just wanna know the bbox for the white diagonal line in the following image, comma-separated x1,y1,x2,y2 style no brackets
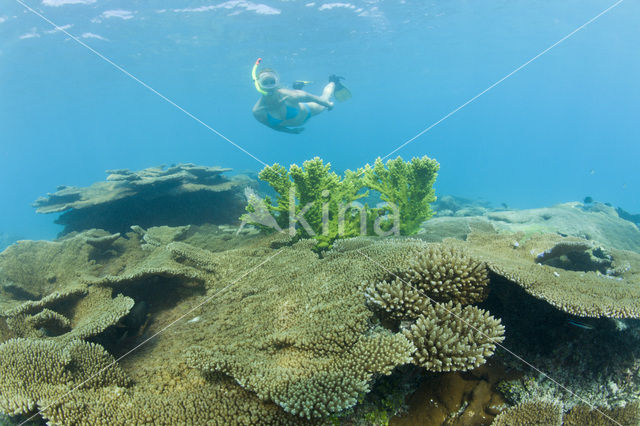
357,249,622,426
380,0,624,161
19,248,285,425
14,0,269,168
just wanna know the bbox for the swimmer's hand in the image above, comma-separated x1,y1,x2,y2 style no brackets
326,101,334,111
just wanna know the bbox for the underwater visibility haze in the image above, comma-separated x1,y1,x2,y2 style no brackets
1,0,640,425
1,0,639,241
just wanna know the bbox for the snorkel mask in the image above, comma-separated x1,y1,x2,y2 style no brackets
252,58,279,94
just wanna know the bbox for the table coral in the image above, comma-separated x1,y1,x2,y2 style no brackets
492,399,640,425
0,338,130,417
33,164,253,235
0,228,508,423
492,400,563,425
446,232,640,318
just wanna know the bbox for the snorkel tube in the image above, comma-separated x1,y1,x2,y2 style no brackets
252,58,268,95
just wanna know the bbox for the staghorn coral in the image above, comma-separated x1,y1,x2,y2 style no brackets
491,400,563,426
166,240,220,272
243,157,367,246
446,232,640,318
5,309,71,339
66,288,135,340
402,301,504,372
362,240,502,374
85,243,207,288
84,231,122,251
2,285,133,342
171,236,503,419
176,238,418,419
40,374,307,426
398,245,489,305
4,285,87,316
0,231,305,424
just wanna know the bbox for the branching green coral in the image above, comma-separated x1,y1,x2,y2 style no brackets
243,155,439,247
243,157,367,247
363,156,439,235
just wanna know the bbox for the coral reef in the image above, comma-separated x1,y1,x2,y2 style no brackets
403,302,504,372
365,243,489,320
563,401,640,425
446,232,640,318
363,240,503,374
491,400,563,425
389,361,520,425
0,338,130,417
33,164,254,235
432,194,493,217
0,233,20,253
535,240,613,273
491,399,640,425
3,206,638,424
483,259,640,424
0,226,506,424
420,201,640,252
394,245,488,307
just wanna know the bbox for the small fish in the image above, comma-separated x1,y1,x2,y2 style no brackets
567,320,595,330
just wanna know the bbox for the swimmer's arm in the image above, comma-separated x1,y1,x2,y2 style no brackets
280,89,332,108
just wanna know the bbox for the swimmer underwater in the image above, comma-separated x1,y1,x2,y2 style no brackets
251,58,351,134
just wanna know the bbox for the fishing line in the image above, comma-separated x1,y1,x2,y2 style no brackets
357,249,623,426
14,0,270,168
380,0,625,161
11,2,625,424
19,248,286,425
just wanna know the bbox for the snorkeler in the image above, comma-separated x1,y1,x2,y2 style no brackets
251,58,351,134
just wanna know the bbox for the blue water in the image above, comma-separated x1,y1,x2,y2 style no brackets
1,0,639,242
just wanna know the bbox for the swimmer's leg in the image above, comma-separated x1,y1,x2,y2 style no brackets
320,82,335,103
305,82,336,117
